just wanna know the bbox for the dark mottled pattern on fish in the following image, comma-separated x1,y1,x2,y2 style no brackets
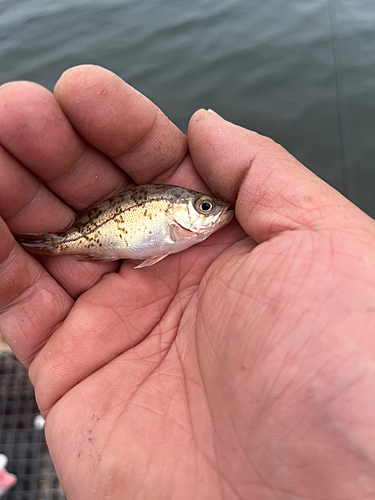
72,186,184,235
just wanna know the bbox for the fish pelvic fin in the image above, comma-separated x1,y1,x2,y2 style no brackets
16,233,60,255
134,253,170,269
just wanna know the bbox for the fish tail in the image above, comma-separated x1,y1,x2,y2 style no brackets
16,233,61,255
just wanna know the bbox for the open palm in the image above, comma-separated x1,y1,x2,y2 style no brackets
1,66,375,499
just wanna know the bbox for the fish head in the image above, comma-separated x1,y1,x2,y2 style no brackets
170,191,234,236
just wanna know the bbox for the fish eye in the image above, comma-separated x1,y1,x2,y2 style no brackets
195,196,215,214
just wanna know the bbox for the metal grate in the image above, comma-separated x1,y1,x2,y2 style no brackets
0,353,65,499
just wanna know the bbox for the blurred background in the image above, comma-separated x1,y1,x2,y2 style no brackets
0,0,374,215
0,348,64,499
0,0,374,497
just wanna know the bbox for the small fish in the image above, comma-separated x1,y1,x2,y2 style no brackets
17,184,234,268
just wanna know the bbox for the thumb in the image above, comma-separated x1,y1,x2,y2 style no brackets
188,110,374,243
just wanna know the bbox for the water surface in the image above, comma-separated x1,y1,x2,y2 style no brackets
1,0,374,215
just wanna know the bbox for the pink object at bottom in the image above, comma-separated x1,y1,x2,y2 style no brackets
0,454,17,497
0,469,17,496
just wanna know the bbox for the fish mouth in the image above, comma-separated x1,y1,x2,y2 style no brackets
198,204,234,235
190,203,235,235
215,205,235,229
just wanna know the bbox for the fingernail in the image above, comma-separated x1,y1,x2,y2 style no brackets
0,82,17,92
206,109,223,118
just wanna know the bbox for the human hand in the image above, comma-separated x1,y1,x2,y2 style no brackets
1,65,375,499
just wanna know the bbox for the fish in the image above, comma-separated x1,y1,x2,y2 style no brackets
16,184,234,268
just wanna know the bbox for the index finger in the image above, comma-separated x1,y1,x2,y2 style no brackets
54,65,190,186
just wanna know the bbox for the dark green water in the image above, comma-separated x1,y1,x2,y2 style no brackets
1,0,374,215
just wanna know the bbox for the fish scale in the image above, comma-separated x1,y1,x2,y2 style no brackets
17,184,234,268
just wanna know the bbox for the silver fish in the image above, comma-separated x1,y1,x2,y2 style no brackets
17,184,234,268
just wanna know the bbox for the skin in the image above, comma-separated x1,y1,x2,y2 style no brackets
0,66,375,500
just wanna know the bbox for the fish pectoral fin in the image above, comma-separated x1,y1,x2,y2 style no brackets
134,253,170,269
75,255,119,262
